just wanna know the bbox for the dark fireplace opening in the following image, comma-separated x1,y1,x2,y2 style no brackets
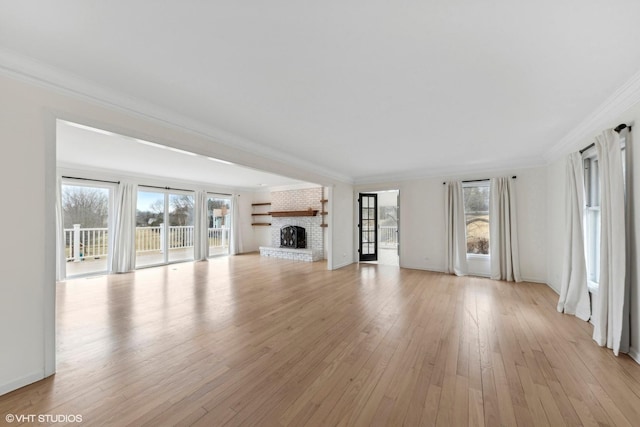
280,225,306,249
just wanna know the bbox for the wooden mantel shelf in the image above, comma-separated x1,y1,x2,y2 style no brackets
269,209,319,217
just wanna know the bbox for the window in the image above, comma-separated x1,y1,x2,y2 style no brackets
463,182,490,255
583,152,600,286
583,134,626,289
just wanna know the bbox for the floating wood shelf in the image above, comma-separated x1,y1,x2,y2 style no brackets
251,202,272,225
269,209,319,217
320,224,328,228
320,199,328,203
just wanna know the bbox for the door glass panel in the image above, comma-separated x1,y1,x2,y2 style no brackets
208,197,231,256
62,184,110,276
359,194,378,261
136,190,165,268
168,193,194,262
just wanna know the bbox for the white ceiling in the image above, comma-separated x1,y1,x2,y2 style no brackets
57,121,311,190
3,1,640,183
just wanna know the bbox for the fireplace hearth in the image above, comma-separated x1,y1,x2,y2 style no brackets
280,225,306,249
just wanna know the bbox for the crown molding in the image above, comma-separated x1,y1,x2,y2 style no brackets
544,69,640,162
353,156,547,186
57,163,260,194
0,47,353,185
267,183,324,193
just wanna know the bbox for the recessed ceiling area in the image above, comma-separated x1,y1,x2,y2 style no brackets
56,120,312,190
3,2,640,182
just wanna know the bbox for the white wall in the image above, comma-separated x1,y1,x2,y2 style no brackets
545,102,640,361
250,192,272,250
355,165,548,282
329,183,355,269
545,159,566,293
0,76,52,395
0,73,351,396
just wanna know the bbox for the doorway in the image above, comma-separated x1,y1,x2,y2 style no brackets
358,190,399,266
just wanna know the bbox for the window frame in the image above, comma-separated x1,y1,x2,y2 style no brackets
462,180,491,258
582,134,626,292
582,150,600,291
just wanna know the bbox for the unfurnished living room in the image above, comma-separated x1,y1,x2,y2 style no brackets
2,2,640,426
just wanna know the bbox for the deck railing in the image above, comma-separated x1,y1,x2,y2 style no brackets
65,225,230,261
379,225,398,248
64,225,109,261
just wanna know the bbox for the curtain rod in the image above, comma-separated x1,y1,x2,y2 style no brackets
207,191,232,196
62,176,120,185
580,123,631,154
139,184,192,192
442,176,517,185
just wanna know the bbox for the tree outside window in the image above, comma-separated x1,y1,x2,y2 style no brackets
463,184,490,255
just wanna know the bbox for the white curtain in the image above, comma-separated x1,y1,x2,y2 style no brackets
592,129,628,355
444,182,467,276
193,190,209,261
489,177,521,282
557,153,591,321
230,194,243,255
110,183,137,273
55,177,66,281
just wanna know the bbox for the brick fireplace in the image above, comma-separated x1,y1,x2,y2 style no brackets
259,187,324,262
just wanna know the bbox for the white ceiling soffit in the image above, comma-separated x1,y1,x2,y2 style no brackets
2,1,640,184
57,120,312,191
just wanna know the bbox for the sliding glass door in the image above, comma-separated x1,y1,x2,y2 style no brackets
207,196,231,257
135,189,194,268
168,193,194,262
61,181,113,277
136,190,165,268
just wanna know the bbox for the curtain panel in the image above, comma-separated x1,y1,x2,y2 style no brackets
444,182,467,276
109,183,137,273
557,153,591,321
55,177,66,281
230,194,243,255
489,177,521,282
592,129,628,355
193,190,209,261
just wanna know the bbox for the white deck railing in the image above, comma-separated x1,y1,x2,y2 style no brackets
65,225,230,261
379,225,398,247
64,225,109,261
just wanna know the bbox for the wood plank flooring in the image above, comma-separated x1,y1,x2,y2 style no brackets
2,254,640,426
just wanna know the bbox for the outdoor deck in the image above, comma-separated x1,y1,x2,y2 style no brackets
65,246,229,277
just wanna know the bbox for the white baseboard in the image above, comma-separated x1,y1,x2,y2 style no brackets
543,282,560,295
331,260,354,270
0,371,43,397
398,263,445,273
629,347,640,365
522,276,548,285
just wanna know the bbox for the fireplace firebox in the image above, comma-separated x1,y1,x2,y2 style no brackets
280,225,306,249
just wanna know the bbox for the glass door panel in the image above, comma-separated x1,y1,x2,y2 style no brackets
136,190,165,268
61,183,111,277
168,193,195,263
359,193,378,262
208,196,231,256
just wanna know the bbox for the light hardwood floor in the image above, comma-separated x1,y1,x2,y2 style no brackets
2,254,640,426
